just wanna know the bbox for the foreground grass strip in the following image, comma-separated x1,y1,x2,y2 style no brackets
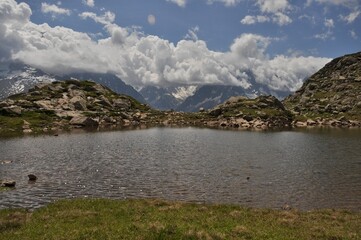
0,199,360,240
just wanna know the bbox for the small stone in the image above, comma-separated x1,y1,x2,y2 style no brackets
28,174,37,181
2,180,16,188
282,203,292,211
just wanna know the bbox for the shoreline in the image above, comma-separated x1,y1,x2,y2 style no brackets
1,120,360,138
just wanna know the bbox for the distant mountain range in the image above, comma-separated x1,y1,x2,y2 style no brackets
1,61,293,112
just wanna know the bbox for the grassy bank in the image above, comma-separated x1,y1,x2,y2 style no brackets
0,199,360,239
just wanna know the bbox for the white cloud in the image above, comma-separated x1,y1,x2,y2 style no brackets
241,15,270,25
310,0,360,8
167,0,242,7
350,30,358,39
241,13,291,26
167,0,187,7
324,18,334,28
82,0,95,8
314,31,334,41
2,0,331,93
41,2,70,17
272,12,292,25
340,10,360,24
79,11,115,25
147,14,156,25
206,0,242,6
241,0,292,26
184,26,200,41
256,0,290,14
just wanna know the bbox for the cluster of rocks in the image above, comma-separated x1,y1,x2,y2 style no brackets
284,51,361,127
1,174,38,189
204,96,293,130
0,80,160,134
292,117,361,128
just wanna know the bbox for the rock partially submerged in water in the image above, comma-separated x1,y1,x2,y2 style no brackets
1,180,16,188
28,174,37,181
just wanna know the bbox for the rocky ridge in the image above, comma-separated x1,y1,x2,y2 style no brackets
204,95,293,129
0,80,161,136
284,51,361,127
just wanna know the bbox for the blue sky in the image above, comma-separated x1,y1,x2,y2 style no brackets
27,0,360,57
1,0,360,91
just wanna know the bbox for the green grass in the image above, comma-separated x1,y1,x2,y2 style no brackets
0,199,360,240
0,110,58,136
0,187,9,192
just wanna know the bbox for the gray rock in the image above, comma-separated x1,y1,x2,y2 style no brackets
69,116,99,127
209,108,222,117
3,105,23,115
113,99,131,109
2,180,16,188
70,96,87,111
28,174,37,181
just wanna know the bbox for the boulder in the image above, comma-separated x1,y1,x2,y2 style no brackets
209,108,222,117
243,115,253,122
3,106,22,115
113,99,131,110
306,119,317,126
35,100,54,110
2,180,16,188
28,174,37,181
69,116,99,127
70,96,87,111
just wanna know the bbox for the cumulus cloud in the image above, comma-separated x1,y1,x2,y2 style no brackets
2,0,330,93
0,0,31,62
82,0,95,8
241,15,270,25
241,0,292,26
256,0,290,14
79,11,115,25
41,2,70,17
272,12,292,25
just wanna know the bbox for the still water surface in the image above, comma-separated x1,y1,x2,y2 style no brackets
1,127,360,210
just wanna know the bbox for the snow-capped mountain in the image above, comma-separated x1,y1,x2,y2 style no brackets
140,85,198,110
0,62,58,99
0,63,146,103
176,85,247,112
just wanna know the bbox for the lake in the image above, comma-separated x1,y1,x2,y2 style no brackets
1,127,360,210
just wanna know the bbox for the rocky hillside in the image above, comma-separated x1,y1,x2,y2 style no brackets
0,80,158,136
284,51,361,125
204,95,293,129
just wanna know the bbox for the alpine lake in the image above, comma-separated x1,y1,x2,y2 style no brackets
1,127,360,211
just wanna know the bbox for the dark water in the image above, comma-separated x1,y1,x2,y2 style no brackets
1,127,360,210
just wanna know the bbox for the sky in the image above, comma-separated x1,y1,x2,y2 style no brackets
1,0,360,92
